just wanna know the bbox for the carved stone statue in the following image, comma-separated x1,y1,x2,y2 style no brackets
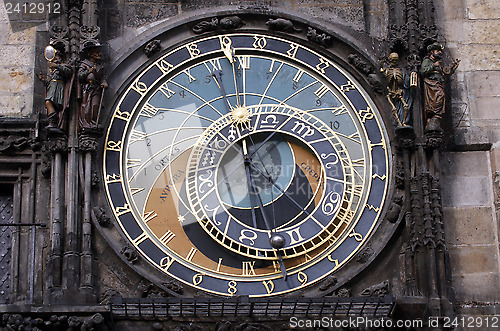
78,45,107,132
39,50,73,132
380,52,414,126
420,43,460,129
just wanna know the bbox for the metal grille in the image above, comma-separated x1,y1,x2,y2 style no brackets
110,296,395,320
0,195,12,304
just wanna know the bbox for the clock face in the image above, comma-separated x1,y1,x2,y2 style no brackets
103,32,390,297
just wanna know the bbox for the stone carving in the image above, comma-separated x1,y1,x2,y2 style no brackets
192,16,245,34
361,280,390,297
380,52,415,126
99,288,120,304
79,129,102,151
420,43,460,131
0,135,30,153
92,206,110,227
318,275,337,291
266,18,301,33
355,244,374,264
220,16,245,30
144,40,161,58
78,45,108,133
80,25,101,52
120,246,139,263
1,313,108,330
192,18,219,34
163,280,184,294
348,54,384,94
385,196,403,223
38,48,73,133
46,134,68,153
306,27,332,47
388,24,409,52
335,287,351,297
49,26,70,52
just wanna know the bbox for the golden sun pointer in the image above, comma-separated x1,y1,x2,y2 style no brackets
231,106,251,127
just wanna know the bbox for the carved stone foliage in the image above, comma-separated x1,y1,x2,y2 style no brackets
144,40,161,58
192,16,245,34
80,25,101,51
46,135,68,154
361,280,390,297
79,128,103,152
388,24,409,53
306,27,332,47
49,26,70,52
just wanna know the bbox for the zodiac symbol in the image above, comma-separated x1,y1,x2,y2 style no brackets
260,114,279,129
209,137,227,150
198,170,214,194
238,229,258,246
321,152,339,169
204,204,222,226
201,151,215,167
291,121,315,138
322,191,341,216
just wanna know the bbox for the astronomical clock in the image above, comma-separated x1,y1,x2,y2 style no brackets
101,19,394,298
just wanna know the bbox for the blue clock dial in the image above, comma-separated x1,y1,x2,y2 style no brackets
103,32,390,297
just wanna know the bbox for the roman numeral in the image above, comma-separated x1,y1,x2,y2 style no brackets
160,230,175,245
314,84,329,99
132,232,148,245
237,55,250,69
293,69,304,82
140,103,159,118
129,130,146,144
126,158,142,169
186,247,197,261
242,261,256,276
184,69,196,82
159,84,175,99
142,211,157,223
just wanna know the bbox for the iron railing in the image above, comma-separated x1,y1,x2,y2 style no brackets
110,296,395,320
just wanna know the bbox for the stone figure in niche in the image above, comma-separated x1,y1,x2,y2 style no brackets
420,43,460,130
380,52,414,126
78,45,107,132
39,46,73,132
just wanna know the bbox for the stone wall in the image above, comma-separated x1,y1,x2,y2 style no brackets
0,0,37,117
436,0,500,312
